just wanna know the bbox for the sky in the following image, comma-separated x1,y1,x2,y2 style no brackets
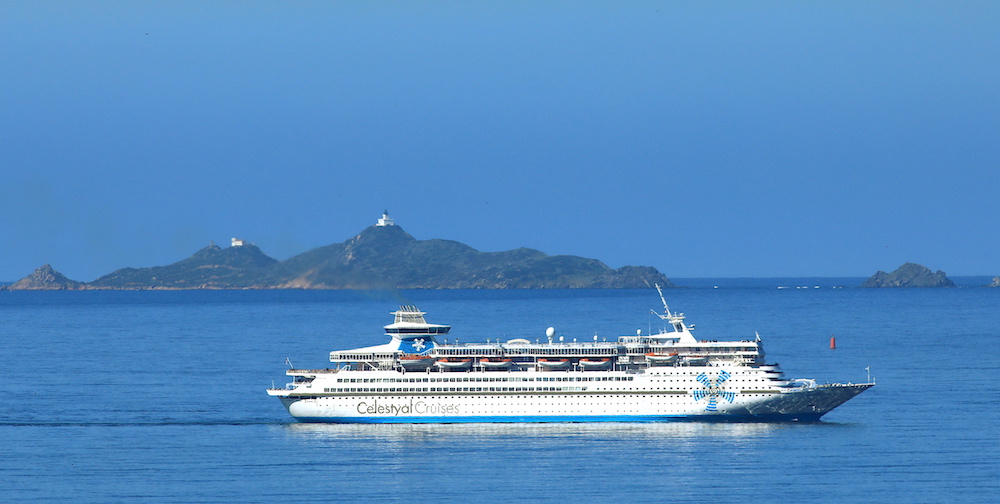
2,1,998,281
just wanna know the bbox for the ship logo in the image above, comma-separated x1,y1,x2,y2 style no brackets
693,370,736,411
400,337,432,355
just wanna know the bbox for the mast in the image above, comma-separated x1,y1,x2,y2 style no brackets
654,283,672,319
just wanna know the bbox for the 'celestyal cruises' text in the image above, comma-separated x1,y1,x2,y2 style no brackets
356,399,459,416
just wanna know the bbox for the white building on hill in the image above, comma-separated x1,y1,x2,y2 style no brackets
376,210,395,227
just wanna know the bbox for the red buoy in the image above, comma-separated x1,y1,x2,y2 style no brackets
830,336,837,350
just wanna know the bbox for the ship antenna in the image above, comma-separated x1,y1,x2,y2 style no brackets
655,283,672,318
285,357,293,369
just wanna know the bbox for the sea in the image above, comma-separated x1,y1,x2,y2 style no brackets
1,280,997,503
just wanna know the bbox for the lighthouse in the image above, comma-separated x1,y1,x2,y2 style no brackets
376,210,395,227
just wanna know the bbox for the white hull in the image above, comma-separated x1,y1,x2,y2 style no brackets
268,367,872,423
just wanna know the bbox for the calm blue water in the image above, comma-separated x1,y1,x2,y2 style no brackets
1,286,997,503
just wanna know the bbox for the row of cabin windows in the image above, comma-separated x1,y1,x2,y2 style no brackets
337,347,755,361
641,347,758,353
386,327,450,334
336,376,634,383
322,386,589,393
439,348,616,356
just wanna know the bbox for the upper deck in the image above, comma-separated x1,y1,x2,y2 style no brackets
326,294,767,373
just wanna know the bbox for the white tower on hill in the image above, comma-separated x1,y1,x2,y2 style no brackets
376,210,395,227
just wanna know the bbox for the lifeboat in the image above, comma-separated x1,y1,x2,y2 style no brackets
435,358,473,371
579,358,612,371
399,354,436,371
683,355,710,366
537,358,571,371
645,353,678,366
480,358,513,370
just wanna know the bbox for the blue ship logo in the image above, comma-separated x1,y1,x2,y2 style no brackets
693,370,736,411
399,337,433,355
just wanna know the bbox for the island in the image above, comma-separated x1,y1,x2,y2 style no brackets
5,264,85,290
860,262,956,288
4,212,675,290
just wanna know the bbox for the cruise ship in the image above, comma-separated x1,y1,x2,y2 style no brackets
267,288,873,423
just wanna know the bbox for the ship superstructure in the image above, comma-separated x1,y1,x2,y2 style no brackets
267,287,872,423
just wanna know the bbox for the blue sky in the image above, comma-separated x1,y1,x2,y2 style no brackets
2,1,998,281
